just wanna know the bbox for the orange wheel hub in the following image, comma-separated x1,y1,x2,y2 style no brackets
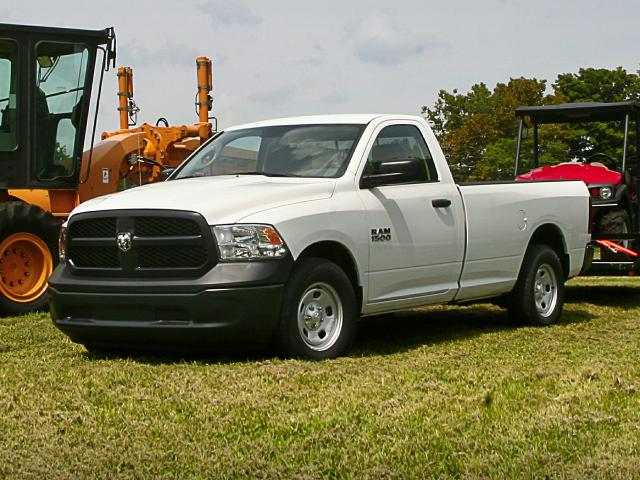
0,233,53,303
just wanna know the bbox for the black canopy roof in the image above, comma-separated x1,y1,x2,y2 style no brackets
0,23,112,44
515,101,640,124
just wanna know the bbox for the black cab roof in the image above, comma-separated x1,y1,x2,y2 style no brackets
515,101,640,123
0,23,112,43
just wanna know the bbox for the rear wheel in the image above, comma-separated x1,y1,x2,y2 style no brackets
0,202,59,315
596,209,631,261
507,244,564,326
277,258,357,360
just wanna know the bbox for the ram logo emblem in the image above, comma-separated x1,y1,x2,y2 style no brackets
116,232,133,252
371,227,392,242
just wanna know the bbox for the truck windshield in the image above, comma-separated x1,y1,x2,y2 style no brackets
173,124,365,179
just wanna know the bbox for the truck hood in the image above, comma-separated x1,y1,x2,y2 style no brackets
517,163,622,185
72,175,336,224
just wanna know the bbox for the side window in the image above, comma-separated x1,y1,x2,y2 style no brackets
365,124,438,182
34,42,89,179
0,39,18,151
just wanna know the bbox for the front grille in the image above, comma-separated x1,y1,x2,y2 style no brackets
70,246,120,268
137,246,208,268
134,217,201,237
67,211,215,276
69,218,116,238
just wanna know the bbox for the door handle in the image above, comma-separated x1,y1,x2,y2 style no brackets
432,198,451,208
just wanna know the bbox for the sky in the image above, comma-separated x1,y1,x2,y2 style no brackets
2,0,639,139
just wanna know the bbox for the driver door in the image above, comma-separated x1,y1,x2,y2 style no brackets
358,122,465,308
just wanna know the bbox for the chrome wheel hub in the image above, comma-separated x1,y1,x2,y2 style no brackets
534,263,558,317
304,301,324,330
297,282,343,352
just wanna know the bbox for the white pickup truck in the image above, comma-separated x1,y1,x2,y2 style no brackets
50,114,590,359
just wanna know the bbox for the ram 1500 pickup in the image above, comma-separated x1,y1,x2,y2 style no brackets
50,114,591,359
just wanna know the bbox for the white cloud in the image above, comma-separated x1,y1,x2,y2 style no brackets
120,43,201,68
199,1,262,26
347,13,448,66
248,85,298,105
322,91,350,104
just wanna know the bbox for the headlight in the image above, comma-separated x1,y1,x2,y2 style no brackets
600,186,613,200
58,224,67,262
212,225,288,261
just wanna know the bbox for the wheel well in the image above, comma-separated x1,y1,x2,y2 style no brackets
297,241,362,311
529,224,569,278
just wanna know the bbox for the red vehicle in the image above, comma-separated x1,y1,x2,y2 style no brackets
514,101,640,274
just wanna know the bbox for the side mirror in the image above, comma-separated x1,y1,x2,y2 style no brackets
360,158,426,189
161,167,176,181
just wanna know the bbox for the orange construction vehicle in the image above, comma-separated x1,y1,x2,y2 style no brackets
0,23,215,315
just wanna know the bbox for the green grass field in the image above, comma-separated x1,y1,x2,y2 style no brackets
1,277,639,479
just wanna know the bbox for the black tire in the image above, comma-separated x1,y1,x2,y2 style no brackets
596,209,631,261
277,258,357,360
0,201,60,316
507,244,565,326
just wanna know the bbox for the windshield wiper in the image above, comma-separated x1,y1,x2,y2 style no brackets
172,171,300,181
232,171,299,177
170,175,203,181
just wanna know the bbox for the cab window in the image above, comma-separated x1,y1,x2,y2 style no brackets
365,124,439,182
34,42,89,180
0,39,18,151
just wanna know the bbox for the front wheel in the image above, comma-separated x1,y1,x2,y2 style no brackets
277,258,357,360
507,244,564,326
0,202,59,316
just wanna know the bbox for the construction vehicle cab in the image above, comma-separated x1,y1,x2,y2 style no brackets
0,23,115,190
0,23,114,314
0,23,214,316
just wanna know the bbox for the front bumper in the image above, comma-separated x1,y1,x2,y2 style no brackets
49,259,292,351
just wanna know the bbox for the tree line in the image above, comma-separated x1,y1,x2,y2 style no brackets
422,68,640,181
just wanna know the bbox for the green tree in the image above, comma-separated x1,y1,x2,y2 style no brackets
422,77,548,181
554,68,640,159
423,67,640,182
554,67,640,104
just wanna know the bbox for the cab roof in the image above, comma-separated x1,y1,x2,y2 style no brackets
515,101,640,124
0,23,112,43
226,114,425,131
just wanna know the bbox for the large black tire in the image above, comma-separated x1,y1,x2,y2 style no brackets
277,258,357,360
596,209,631,261
0,201,60,316
507,244,565,326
